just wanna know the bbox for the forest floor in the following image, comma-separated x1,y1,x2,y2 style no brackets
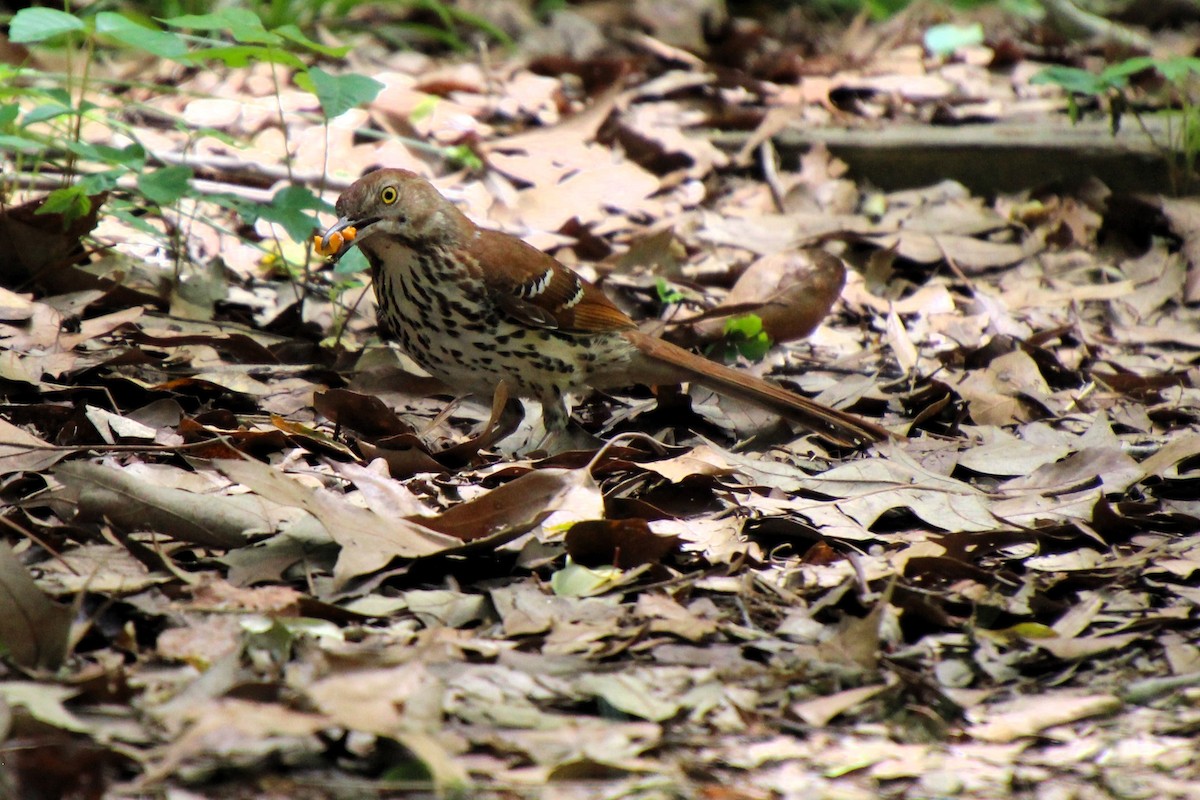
2,3,1200,798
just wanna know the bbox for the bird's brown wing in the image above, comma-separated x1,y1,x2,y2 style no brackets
465,228,890,446
468,228,636,334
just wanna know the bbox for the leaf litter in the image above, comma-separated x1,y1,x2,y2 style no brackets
2,4,1200,799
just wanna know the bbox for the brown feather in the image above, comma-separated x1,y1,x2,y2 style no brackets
624,330,891,446
469,228,636,334
323,168,891,446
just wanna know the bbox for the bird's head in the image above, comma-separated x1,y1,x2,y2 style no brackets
316,168,465,259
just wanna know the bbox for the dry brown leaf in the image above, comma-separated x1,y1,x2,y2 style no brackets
34,543,168,596
694,249,846,344
420,464,603,544
618,99,729,179
6,12,1200,797
141,698,328,787
636,593,718,642
635,444,733,482
565,518,679,569
0,286,34,321
1032,632,1141,661
0,191,106,283
968,693,1121,743
307,663,440,735
795,450,996,533
59,461,266,549
697,211,865,254
0,541,71,670
864,231,1032,272
514,161,661,231
886,307,919,373
958,433,1072,477
215,458,459,585
1153,196,1200,303
791,682,890,727
0,417,67,474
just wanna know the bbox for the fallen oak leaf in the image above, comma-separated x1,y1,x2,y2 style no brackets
418,464,603,544
215,458,459,588
409,432,642,550
57,461,267,549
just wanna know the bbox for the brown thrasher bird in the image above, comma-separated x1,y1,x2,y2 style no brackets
318,169,890,446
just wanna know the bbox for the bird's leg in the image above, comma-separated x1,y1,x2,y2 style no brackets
540,395,571,433
530,393,599,454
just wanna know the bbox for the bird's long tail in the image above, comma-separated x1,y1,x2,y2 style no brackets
626,331,892,447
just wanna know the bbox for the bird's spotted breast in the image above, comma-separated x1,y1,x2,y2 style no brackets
365,237,636,402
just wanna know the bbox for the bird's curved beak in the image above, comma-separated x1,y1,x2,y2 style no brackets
316,215,364,260
316,217,352,257
321,216,357,242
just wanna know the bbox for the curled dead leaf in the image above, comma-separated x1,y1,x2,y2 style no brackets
565,518,680,569
0,541,72,670
693,249,846,343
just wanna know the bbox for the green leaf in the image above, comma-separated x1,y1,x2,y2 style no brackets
443,144,482,171
1099,56,1156,84
551,558,623,597
409,94,438,123
655,277,684,304
736,332,772,362
109,205,166,237
1066,94,1080,125
184,126,241,149
162,9,281,44
1155,56,1200,84
21,102,74,125
55,141,144,171
9,8,85,43
100,143,148,169
211,188,329,242
865,0,909,20
303,67,384,120
274,24,350,58
186,44,304,70
0,67,37,101
0,103,19,127
0,134,47,153
1034,57,1160,99
137,166,193,206
332,247,368,275
724,314,772,362
35,186,93,225
392,22,469,53
923,22,984,56
1031,66,1107,96
43,87,73,106
256,185,330,241
725,314,764,339
441,4,514,48
79,170,124,195
95,12,189,59
379,760,433,783
64,139,140,165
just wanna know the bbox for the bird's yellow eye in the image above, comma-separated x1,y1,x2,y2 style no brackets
380,186,398,205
